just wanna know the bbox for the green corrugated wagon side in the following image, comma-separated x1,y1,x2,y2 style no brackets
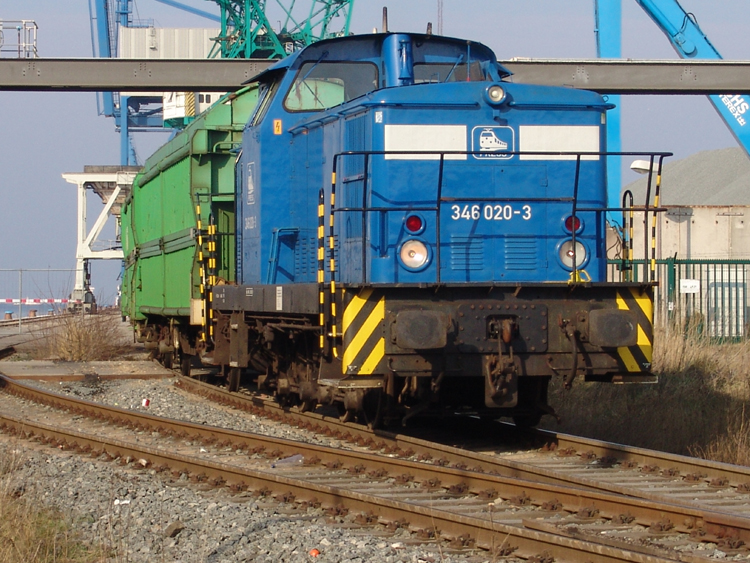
121,86,259,373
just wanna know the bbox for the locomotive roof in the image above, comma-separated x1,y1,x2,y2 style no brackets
245,32,511,84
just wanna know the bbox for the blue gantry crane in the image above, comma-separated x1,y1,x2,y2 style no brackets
594,0,623,223
595,0,750,222
596,0,750,159
634,0,750,155
89,0,196,165
88,0,354,165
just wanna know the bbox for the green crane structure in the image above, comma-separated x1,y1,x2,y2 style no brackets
207,0,355,59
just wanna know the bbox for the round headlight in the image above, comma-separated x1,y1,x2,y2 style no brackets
486,84,506,104
558,239,587,270
399,239,429,270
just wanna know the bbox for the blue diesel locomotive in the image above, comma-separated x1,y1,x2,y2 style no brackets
207,32,665,427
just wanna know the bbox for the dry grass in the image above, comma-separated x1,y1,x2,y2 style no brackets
542,324,750,465
27,311,133,362
0,444,109,563
690,409,750,466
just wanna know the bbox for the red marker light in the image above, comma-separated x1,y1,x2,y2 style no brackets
564,215,581,233
405,215,423,233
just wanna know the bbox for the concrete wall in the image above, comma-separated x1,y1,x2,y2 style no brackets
659,206,750,260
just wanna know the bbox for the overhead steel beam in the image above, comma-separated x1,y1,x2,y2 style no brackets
0,58,272,92
501,59,750,95
2,57,750,93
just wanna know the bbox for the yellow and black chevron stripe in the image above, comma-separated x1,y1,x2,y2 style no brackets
615,287,653,372
341,289,386,375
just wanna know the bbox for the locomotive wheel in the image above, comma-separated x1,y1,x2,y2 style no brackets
180,354,193,377
162,351,174,370
359,389,384,430
227,367,241,392
299,398,316,413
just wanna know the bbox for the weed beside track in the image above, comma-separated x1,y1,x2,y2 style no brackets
0,444,109,563
542,326,750,464
10,311,138,362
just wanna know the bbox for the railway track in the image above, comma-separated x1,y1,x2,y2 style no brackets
0,311,69,328
1,373,749,562
175,376,750,517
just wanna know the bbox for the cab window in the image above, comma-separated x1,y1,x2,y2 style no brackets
283,61,378,112
250,78,281,127
414,61,487,84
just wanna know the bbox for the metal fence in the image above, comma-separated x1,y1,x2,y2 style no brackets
0,269,78,325
609,259,750,341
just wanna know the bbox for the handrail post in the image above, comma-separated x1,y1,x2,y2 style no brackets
362,153,370,283
571,155,581,281
317,188,327,359
328,156,339,359
436,153,445,284
621,189,634,282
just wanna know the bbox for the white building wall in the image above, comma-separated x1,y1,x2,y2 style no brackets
118,27,220,59
660,206,750,260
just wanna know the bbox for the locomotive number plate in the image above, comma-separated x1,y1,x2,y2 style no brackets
450,204,532,221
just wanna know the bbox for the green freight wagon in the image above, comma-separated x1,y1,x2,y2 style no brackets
121,86,259,374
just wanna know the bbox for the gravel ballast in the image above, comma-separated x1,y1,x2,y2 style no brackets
0,376,496,563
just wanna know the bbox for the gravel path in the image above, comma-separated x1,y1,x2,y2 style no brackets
0,376,496,563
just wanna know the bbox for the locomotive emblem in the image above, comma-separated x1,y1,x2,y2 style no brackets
472,125,514,159
479,129,507,151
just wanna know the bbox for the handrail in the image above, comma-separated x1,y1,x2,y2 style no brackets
328,149,670,285
317,149,670,352
622,190,635,282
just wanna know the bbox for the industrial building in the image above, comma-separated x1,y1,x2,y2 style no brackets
619,147,750,338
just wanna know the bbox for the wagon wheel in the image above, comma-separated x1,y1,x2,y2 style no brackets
227,367,241,392
360,389,384,430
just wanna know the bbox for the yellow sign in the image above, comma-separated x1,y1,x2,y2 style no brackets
273,119,282,135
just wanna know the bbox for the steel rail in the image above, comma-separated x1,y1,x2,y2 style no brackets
0,388,734,562
0,314,61,328
173,376,750,510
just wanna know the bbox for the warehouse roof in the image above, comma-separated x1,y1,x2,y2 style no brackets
622,147,750,206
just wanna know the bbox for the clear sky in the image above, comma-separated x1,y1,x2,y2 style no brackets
0,0,746,303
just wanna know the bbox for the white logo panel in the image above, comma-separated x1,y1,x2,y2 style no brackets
471,126,514,159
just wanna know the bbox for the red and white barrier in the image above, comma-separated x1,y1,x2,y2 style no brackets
0,298,82,304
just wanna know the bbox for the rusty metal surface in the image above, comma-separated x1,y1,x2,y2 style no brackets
537,429,750,484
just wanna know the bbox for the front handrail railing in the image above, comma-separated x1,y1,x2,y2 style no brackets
316,150,671,357
327,150,670,282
